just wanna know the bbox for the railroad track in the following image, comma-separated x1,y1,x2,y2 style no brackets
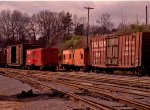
45,71,150,89
30,74,150,110
1,68,150,94
1,68,150,110
2,72,116,110
36,74,150,97
3,70,150,110
1,68,150,91
1,68,150,86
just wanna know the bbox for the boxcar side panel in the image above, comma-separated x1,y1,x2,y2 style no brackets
74,48,85,66
42,48,58,66
115,33,141,68
6,46,11,64
90,33,145,69
62,49,75,66
0,50,6,65
90,36,106,67
35,49,42,66
26,50,34,65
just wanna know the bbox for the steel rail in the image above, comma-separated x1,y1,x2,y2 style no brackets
33,74,150,96
18,73,150,110
1,68,150,87
51,78,150,110
3,73,116,110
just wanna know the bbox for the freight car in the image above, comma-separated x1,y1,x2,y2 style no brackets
0,49,6,67
6,44,38,68
26,48,58,71
62,47,89,71
90,32,150,75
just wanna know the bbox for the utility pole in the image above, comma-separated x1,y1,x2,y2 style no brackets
146,6,148,26
84,7,94,70
84,7,94,47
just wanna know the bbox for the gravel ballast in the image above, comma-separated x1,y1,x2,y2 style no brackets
0,74,87,110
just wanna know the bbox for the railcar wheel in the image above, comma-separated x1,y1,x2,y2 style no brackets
5,64,9,68
49,65,56,71
40,66,44,71
27,65,31,70
95,68,100,73
24,65,28,70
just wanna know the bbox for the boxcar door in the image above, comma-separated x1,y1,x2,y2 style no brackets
106,36,119,66
11,46,16,63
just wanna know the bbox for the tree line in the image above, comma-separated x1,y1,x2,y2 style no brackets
0,10,73,48
0,9,149,49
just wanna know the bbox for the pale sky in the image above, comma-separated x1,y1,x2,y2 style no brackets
0,1,149,27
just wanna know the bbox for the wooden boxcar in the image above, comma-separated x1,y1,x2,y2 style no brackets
0,49,6,67
6,44,38,68
90,32,150,74
62,48,89,71
26,48,58,71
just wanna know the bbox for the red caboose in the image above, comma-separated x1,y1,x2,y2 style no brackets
26,48,58,71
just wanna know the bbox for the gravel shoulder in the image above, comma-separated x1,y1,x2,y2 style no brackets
0,74,87,110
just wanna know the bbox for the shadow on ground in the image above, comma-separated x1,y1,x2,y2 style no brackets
0,91,65,102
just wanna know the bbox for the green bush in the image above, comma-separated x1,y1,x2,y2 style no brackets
61,35,86,50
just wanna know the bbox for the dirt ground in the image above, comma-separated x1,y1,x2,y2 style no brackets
0,75,88,110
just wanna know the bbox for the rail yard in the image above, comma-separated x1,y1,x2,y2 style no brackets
1,1,150,110
0,68,150,110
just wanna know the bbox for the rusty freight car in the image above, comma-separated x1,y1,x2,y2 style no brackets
26,48,58,71
0,49,6,67
6,44,38,68
90,32,150,75
62,48,89,71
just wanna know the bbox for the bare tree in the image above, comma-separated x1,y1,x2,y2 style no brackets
50,11,66,45
0,10,12,45
117,9,128,31
27,14,39,44
0,10,30,46
96,13,114,34
135,14,141,25
35,10,55,47
35,10,66,47
11,10,30,43
73,14,78,27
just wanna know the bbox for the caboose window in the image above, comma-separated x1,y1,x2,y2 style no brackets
72,54,74,59
69,54,71,59
63,54,65,59
81,54,83,59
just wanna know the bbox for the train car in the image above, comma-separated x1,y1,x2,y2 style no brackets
26,48,58,71
90,32,150,75
0,49,6,67
6,44,38,68
62,47,89,71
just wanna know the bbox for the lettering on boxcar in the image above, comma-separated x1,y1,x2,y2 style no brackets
92,41,106,48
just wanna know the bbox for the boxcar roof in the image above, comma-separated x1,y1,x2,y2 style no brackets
90,32,150,40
